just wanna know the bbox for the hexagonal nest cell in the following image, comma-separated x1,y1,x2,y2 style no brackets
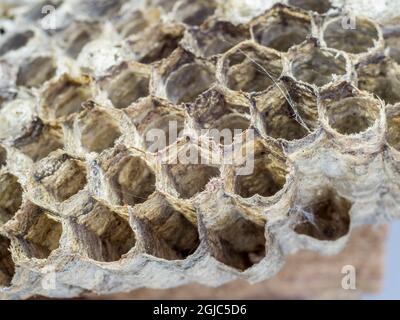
290,43,348,87
107,152,156,206
99,62,150,109
40,75,93,120
0,30,34,56
134,193,199,260
251,5,312,52
124,96,186,152
220,42,283,93
204,199,267,271
77,105,121,153
16,56,56,88
8,204,63,259
294,188,351,241
13,119,64,162
76,201,136,262
33,154,87,203
172,0,218,26
253,79,318,140
321,84,381,135
323,17,380,55
188,87,251,144
156,48,216,104
233,140,288,199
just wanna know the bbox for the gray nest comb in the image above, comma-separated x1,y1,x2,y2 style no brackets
0,0,399,299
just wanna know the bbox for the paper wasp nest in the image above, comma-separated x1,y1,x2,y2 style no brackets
0,0,399,299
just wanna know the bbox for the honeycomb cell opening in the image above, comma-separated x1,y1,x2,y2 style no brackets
0,30,34,56
223,44,283,93
42,76,92,119
16,56,56,88
143,114,185,152
0,235,14,288
234,142,288,198
325,97,380,135
323,17,379,54
127,23,184,64
190,89,251,145
209,216,266,271
357,58,400,105
103,67,150,109
136,193,199,260
264,105,308,140
294,189,351,241
288,0,332,14
111,156,156,206
252,11,311,52
173,0,217,26
78,109,121,153
35,156,87,202
187,21,250,58
291,47,347,87
13,120,64,162
23,212,62,259
0,174,23,227
115,10,158,39
78,202,136,262
165,63,216,104
167,163,220,199
60,22,101,59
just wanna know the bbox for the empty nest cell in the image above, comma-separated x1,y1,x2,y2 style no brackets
253,80,318,140
13,119,64,162
220,42,283,93
99,62,150,109
0,173,23,226
124,97,185,152
127,23,185,64
109,154,156,206
291,44,347,87
11,206,63,259
77,201,136,262
16,56,56,88
207,211,266,271
160,49,216,104
166,154,220,199
234,140,288,198
114,9,160,39
323,94,381,136
0,30,34,56
59,21,102,58
294,188,351,241
251,6,312,52
134,193,199,260
41,74,92,120
0,235,14,287
34,154,87,202
172,0,218,26
189,88,251,145
184,20,250,58
323,17,380,55
357,56,400,105
77,107,121,153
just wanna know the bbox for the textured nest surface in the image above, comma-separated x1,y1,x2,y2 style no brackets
0,0,399,299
